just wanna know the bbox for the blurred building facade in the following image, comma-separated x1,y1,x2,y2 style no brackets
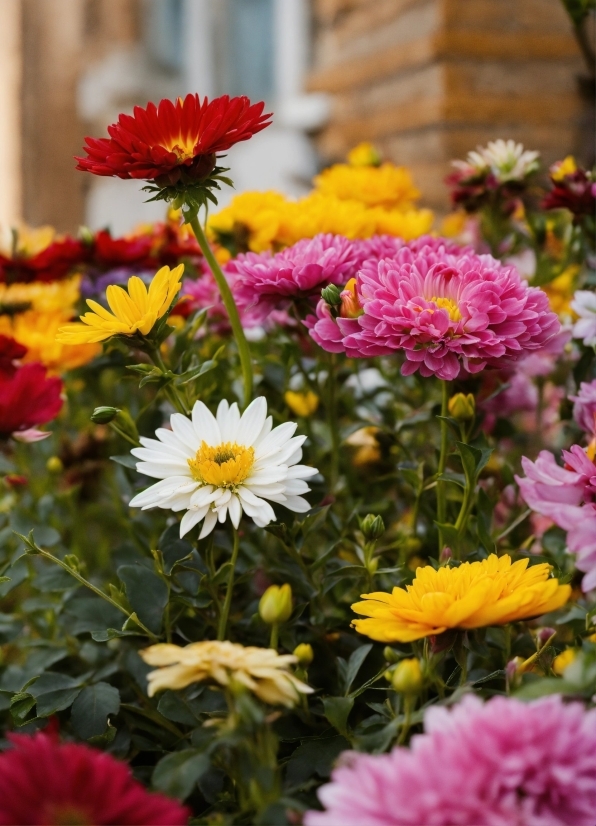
0,0,592,234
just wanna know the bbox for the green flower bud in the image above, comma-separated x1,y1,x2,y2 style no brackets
361,513,385,541
447,393,475,422
259,583,293,625
46,456,63,473
391,658,423,694
321,284,342,306
383,646,400,664
91,406,120,424
293,643,314,667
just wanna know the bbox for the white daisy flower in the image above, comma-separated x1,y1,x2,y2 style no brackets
571,290,596,348
128,396,318,539
453,139,539,183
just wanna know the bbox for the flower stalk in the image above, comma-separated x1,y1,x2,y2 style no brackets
436,379,450,552
218,528,240,641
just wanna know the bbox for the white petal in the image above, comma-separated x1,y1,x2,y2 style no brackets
217,505,228,523
236,397,267,446
219,401,240,442
170,413,200,452
189,485,216,507
252,416,273,449
154,430,192,457
254,422,297,460
129,477,196,508
283,495,311,513
135,461,192,480
132,448,190,468
245,483,286,497
284,479,311,495
229,494,242,528
199,509,218,539
191,401,221,445
287,464,319,479
180,506,209,537
247,467,288,485
214,488,232,506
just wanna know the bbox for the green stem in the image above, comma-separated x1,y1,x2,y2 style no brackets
269,623,279,650
189,215,253,407
326,353,340,490
436,379,450,552
397,695,413,745
146,346,188,415
217,529,240,641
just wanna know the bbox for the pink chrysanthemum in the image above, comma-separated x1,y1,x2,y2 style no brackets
305,695,596,826
0,728,189,825
516,445,596,590
228,234,363,322
571,379,596,437
341,249,559,379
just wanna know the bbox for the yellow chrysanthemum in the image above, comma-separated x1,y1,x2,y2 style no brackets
284,390,320,417
352,554,570,643
208,191,288,252
0,224,56,257
347,142,382,167
56,264,183,345
371,206,434,240
543,265,579,318
0,277,81,315
140,640,313,707
314,163,420,211
552,648,577,675
0,310,99,372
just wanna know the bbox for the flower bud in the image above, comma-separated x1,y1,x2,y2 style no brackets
553,648,576,676
439,546,453,563
360,513,385,541
448,393,475,421
321,284,342,306
46,456,63,474
293,643,313,667
347,142,382,167
383,646,400,664
391,658,423,694
339,279,363,319
284,391,319,418
91,406,120,424
506,656,524,682
259,583,292,625
536,627,556,648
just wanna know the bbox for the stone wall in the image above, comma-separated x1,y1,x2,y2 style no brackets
308,0,590,210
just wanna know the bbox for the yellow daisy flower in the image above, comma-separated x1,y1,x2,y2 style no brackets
0,310,99,372
140,640,313,707
56,264,183,345
0,277,81,314
352,554,570,643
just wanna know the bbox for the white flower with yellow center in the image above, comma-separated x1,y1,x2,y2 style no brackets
128,396,317,538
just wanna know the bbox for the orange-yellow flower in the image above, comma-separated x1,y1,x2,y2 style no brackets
0,310,99,372
352,554,570,643
57,264,183,345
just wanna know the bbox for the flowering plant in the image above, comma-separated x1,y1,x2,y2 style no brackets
0,99,595,825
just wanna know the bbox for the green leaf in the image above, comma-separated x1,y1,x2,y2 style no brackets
477,488,495,552
323,696,354,736
71,682,120,739
285,736,349,788
110,454,138,470
10,692,36,725
152,749,210,800
118,564,168,634
434,521,460,549
344,644,372,694
29,672,82,716
211,561,233,587
158,690,203,726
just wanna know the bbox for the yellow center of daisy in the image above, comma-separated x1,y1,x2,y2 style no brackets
188,441,255,487
430,296,462,321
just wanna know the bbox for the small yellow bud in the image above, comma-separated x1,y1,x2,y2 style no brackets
284,391,319,418
46,456,63,473
448,392,475,422
347,142,382,167
553,648,577,676
383,646,400,664
293,643,314,667
259,583,293,625
391,658,423,694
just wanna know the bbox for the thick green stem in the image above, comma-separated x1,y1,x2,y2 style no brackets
269,623,279,650
217,529,240,641
326,353,340,490
436,379,450,552
189,215,253,407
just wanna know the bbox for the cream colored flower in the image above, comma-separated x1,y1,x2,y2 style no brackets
140,640,313,707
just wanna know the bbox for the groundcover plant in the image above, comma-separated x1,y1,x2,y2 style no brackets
0,94,595,825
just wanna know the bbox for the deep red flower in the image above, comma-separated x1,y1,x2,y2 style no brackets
0,362,63,438
0,336,27,377
76,94,272,184
0,728,189,825
542,170,596,219
0,238,87,284
91,229,155,268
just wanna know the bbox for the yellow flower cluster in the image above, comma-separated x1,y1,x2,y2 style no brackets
0,223,56,257
208,152,433,253
140,640,313,707
352,554,570,643
0,277,99,372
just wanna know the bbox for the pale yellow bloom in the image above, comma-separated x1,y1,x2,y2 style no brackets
346,426,381,465
0,310,99,372
551,155,577,182
140,640,313,707
352,554,570,643
552,648,577,675
284,390,320,417
314,163,420,210
347,142,382,167
0,277,80,314
57,264,183,345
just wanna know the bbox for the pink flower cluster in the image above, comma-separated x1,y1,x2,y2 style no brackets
571,379,596,437
308,240,559,380
305,695,596,826
516,444,596,590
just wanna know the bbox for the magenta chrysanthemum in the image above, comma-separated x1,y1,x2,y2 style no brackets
571,379,596,437
516,445,596,590
341,249,559,379
0,728,189,825
305,695,596,826
228,234,363,321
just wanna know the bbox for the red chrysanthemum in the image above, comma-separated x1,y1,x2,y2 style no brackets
0,335,27,377
91,229,155,268
0,238,87,284
0,362,63,438
0,728,189,825
75,94,272,184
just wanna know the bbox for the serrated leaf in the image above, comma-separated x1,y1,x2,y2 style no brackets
29,672,82,716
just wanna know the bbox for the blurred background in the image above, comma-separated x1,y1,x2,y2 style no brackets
0,0,593,235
